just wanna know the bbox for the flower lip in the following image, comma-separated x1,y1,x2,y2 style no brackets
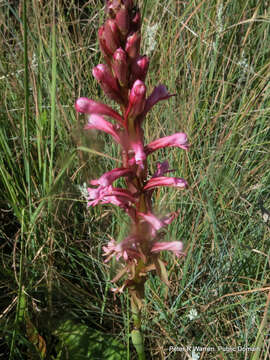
75,97,123,125
84,114,121,143
87,185,137,208
151,241,184,258
145,133,190,154
90,168,133,187
143,176,188,191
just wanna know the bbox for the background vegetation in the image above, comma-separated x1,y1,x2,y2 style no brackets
1,0,270,359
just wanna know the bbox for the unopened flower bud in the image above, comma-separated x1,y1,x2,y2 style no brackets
131,55,149,82
125,31,141,59
130,11,141,32
106,0,134,17
127,80,146,118
106,0,121,17
112,48,129,87
104,19,120,54
115,7,130,35
92,64,123,104
98,26,113,65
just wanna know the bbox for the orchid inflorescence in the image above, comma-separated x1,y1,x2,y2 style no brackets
75,0,189,356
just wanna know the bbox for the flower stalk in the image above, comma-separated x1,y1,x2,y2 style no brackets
75,1,189,358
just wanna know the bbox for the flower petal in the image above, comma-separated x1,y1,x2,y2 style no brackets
144,84,175,114
143,176,188,191
152,161,175,177
84,114,121,143
151,241,184,257
75,97,123,125
145,132,189,154
90,167,133,187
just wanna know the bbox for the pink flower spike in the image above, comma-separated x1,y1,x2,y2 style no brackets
75,97,123,125
145,132,189,154
84,114,121,143
151,241,184,258
143,176,188,191
90,168,133,187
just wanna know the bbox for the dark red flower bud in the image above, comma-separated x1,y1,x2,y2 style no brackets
104,19,120,54
112,48,129,87
130,11,141,32
125,31,141,59
98,26,113,65
115,7,130,35
131,55,149,82
106,0,121,17
106,0,134,17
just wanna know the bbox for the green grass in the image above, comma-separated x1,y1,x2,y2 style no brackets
1,0,270,359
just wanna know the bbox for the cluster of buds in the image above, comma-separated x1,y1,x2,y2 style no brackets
75,0,189,326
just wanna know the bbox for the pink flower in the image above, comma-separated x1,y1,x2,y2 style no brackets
84,114,121,143
87,185,137,208
151,241,184,258
143,176,188,191
87,186,110,207
103,235,141,263
138,211,164,237
129,140,146,168
138,211,180,237
75,97,123,125
90,168,133,187
145,132,189,154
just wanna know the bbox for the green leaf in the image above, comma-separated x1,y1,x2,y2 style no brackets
54,319,126,360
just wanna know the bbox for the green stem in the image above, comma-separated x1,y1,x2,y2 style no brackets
131,329,146,360
130,289,146,360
